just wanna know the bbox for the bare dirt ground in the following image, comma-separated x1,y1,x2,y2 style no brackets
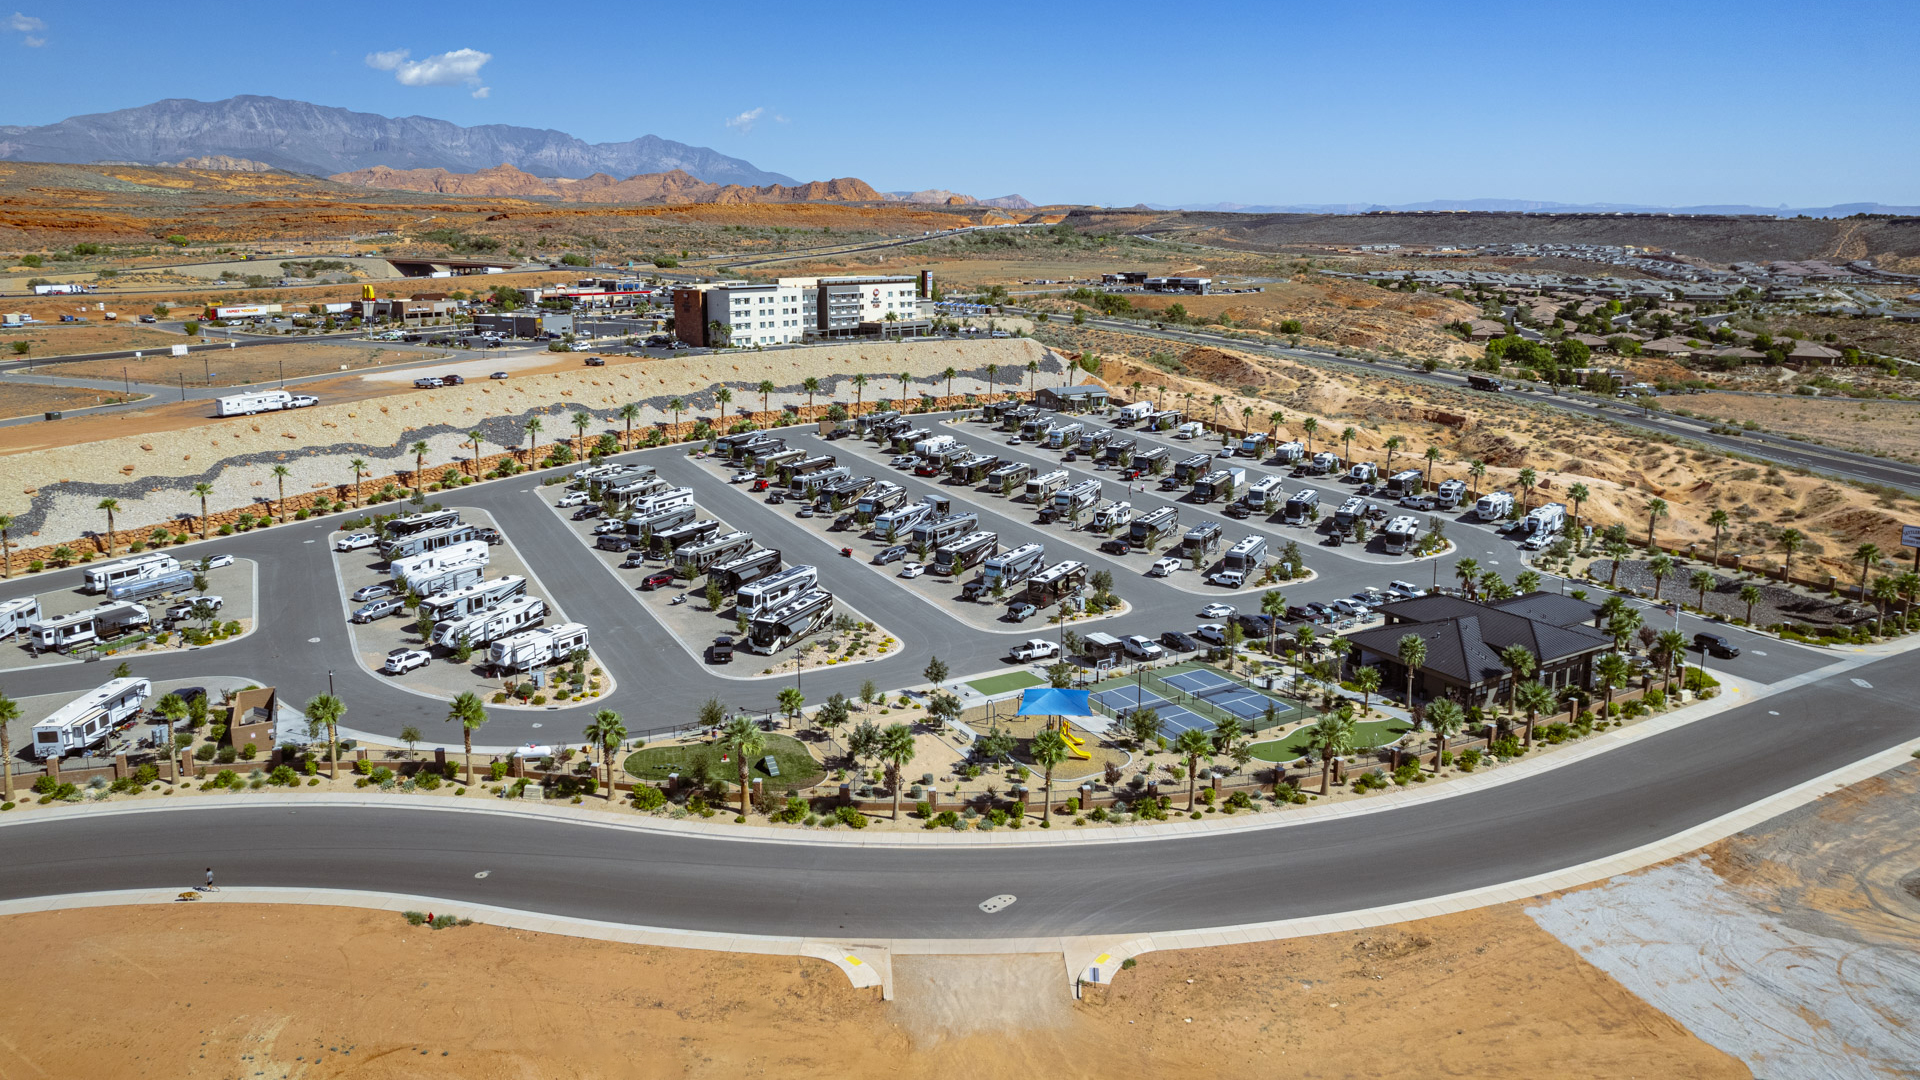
0,320,184,357
1680,392,1920,462
0,379,145,419
0,897,1742,1079
37,341,448,389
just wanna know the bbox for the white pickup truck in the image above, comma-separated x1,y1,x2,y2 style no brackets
1008,639,1060,662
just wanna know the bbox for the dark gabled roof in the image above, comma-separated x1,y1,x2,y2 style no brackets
1488,591,1603,628
1352,595,1611,687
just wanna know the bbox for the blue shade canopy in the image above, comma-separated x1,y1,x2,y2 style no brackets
1016,688,1090,716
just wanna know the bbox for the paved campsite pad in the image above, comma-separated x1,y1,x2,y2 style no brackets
0,557,256,671
622,731,824,790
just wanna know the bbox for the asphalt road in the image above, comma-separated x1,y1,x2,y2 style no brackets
0,645,1900,940
0,413,1827,746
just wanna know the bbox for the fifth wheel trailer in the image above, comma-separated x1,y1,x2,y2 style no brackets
0,596,42,639
391,541,489,585
31,677,152,759
487,622,590,674
29,602,150,652
1474,490,1515,522
431,594,548,650
746,589,835,654
381,522,479,560
214,390,293,417
420,575,528,622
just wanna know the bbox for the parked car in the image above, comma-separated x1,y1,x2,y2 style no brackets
899,561,925,578
1063,451,1078,462
1694,632,1740,658
1194,623,1228,646
352,597,405,623
593,519,627,535
797,507,816,518
584,356,605,366
571,506,602,520
1147,557,1180,577
413,376,444,389
1100,538,1131,555
641,571,676,591
596,535,632,552
557,491,590,507
730,471,757,483
766,493,785,505
474,526,503,545
1200,603,1237,619
441,374,465,386
1006,602,1038,623
203,553,235,569
1160,630,1198,652
1207,569,1246,588
875,545,909,565
914,463,941,477
383,649,430,675
709,635,734,664
889,454,916,467
350,583,394,603
334,532,376,552
751,478,771,492
490,371,510,380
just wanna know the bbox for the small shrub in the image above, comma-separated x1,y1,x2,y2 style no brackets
835,805,869,829
403,910,428,926
630,785,667,810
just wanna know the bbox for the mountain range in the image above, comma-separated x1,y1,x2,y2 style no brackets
329,163,885,205
1143,198,1920,218
0,95,794,186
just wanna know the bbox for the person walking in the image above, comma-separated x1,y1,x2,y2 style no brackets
204,867,214,891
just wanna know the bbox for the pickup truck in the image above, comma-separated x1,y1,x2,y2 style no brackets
1008,639,1060,662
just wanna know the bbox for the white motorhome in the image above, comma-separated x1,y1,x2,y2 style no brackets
1383,515,1422,555
737,564,819,618
1043,423,1082,450
1174,421,1206,440
381,522,479,560
1052,479,1101,517
1241,475,1285,514
1115,401,1153,423
1271,440,1305,464
978,542,1047,591
487,622,590,673
410,560,485,598
0,596,42,638
1474,490,1515,523
431,594,548,649
1519,502,1567,543
873,498,938,538
215,390,292,417
1305,451,1340,475
912,434,959,458
1346,462,1379,484
82,553,180,595
31,677,151,759
1092,501,1134,531
390,540,490,585
1024,469,1070,503
855,481,907,516
746,589,835,654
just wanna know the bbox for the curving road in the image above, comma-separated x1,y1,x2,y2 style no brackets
0,647,1907,939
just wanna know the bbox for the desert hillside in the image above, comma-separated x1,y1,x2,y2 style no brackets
329,163,887,205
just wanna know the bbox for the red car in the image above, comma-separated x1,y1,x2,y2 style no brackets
751,479,770,492
640,571,675,590
914,463,940,476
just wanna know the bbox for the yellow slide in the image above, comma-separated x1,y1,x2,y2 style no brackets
1060,720,1091,759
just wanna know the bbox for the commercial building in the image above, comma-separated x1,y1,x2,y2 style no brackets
1144,276,1212,294
472,311,574,339
1035,384,1110,412
1347,592,1609,710
671,274,934,347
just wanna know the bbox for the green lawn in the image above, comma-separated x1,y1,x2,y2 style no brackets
1250,719,1412,761
623,732,823,789
966,670,1047,696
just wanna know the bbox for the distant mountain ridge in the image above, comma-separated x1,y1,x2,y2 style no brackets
0,95,794,186
330,163,885,205
887,189,1036,209
1144,198,1920,218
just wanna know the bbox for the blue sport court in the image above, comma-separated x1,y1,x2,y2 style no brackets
1157,668,1305,724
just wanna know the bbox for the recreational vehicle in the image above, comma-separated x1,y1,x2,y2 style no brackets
976,542,1046,592
711,548,782,593
986,461,1033,490
107,568,194,603
1474,490,1515,522
1271,441,1305,464
737,565,819,618
1173,453,1214,483
1181,522,1223,560
1282,489,1320,525
1026,560,1088,605
1052,479,1102,517
381,523,479,560
746,589,835,654
386,509,463,537
1383,516,1422,555
28,602,149,652
674,531,755,575
420,575,528,622
911,512,979,549
82,553,179,595
933,531,1000,575
1222,535,1268,571
488,622,590,673
0,596,42,638
431,594,548,650
652,518,721,556
1092,501,1134,532
1043,423,1082,450
214,390,292,417
1385,469,1426,497
31,678,151,759
1193,467,1246,503
855,482,907,517
1129,507,1180,549
391,541,490,585
1024,470,1070,503
1239,476,1285,516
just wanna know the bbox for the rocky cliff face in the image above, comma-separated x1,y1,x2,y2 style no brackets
0,95,793,186
329,163,886,205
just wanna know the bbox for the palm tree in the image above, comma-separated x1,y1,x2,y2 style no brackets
1384,436,1403,473
1424,445,1441,486
1302,417,1318,456
980,367,994,401
720,715,764,817
1260,589,1287,656
1604,540,1631,587
1607,608,1643,655
1425,698,1464,773
154,692,188,775
879,722,915,820
667,397,685,438
1306,708,1355,795
1594,653,1630,718
1568,482,1590,537
757,379,775,417
716,387,733,426
1241,405,1255,433
1468,459,1486,499
1707,509,1729,566
1690,569,1716,611
942,367,957,402
303,693,345,779
1648,554,1673,599
523,417,543,464
584,709,627,801
899,371,913,404
467,430,485,476
1352,666,1381,715
446,690,489,785
1030,726,1069,823
1340,426,1357,465
96,497,119,555
1131,380,1144,404
1513,680,1553,747
347,457,368,507
1739,583,1762,624
0,692,18,802
1643,496,1668,550
1174,727,1212,810
1779,528,1804,582
407,440,427,494
571,411,592,460
1654,628,1688,695
1517,466,1537,512
271,464,291,522
1856,542,1882,600
1025,361,1038,395
1209,394,1225,425
193,481,215,537
1499,644,1536,717
0,513,12,578
1269,409,1285,438
1396,632,1427,711
1871,576,1899,630
618,402,640,447
1514,569,1541,595
1453,556,1480,598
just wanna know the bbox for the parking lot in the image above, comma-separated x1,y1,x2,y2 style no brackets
0,557,257,671
330,508,612,708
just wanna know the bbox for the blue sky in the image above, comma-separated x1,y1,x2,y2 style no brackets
5,0,1916,207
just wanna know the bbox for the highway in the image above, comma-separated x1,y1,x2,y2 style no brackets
0,645,1905,941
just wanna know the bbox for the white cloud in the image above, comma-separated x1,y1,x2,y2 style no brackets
8,12,44,32
365,46,492,96
725,107,765,133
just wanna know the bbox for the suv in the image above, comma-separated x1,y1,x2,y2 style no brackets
596,534,632,552
875,545,909,565
383,649,430,675
474,526,503,545
641,571,676,590
1693,632,1740,659
584,356,606,366
1160,630,1198,652
441,374,465,386
1100,538,1131,555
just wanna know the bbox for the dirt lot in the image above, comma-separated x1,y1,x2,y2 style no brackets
0,378,146,419
0,320,184,357
0,894,1742,1079
37,341,450,389
1678,391,1920,462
